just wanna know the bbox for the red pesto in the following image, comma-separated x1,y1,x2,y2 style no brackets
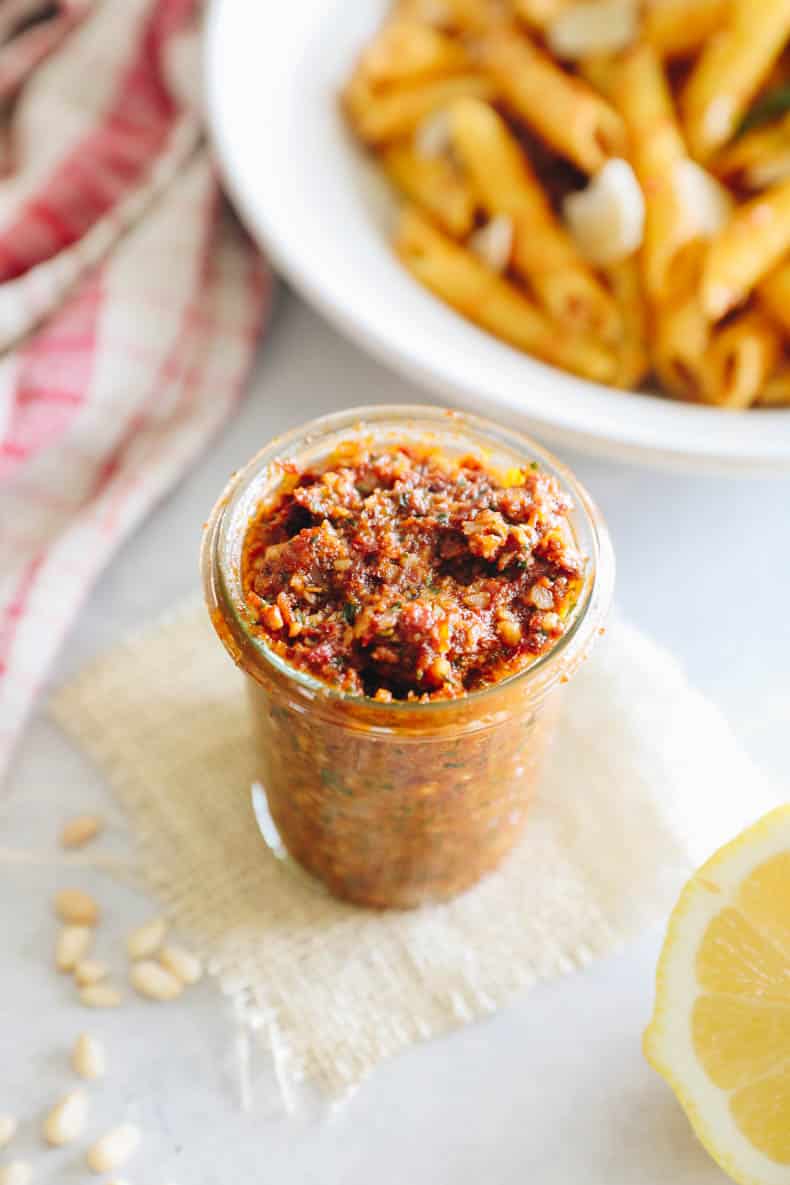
241,440,585,701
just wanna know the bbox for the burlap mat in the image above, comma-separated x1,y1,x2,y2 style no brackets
49,602,779,1100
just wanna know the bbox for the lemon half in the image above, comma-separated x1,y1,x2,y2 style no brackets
644,804,790,1185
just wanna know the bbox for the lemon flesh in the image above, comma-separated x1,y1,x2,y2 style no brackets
644,805,790,1185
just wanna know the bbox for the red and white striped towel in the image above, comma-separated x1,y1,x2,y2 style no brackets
0,0,271,781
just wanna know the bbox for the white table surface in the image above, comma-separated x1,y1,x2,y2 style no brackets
3,291,789,1185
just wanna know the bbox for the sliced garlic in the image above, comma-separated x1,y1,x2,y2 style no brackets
547,0,638,58
674,158,734,238
413,108,452,158
702,94,736,152
563,158,644,265
468,214,514,272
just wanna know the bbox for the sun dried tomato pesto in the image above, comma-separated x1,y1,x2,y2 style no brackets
241,442,584,700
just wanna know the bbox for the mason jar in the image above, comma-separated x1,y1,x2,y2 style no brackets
202,405,614,908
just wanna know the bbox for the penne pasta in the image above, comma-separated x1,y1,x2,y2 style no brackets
702,311,781,409
714,114,790,190
643,0,728,60
448,97,620,339
681,0,790,162
651,241,711,401
395,205,617,382
341,0,790,410
381,142,476,236
701,177,790,320
614,43,689,301
480,25,626,173
545,0,639,60
577,52,620,99
355,19,471,87
396,0,505,33
514,0,569,30
342,72,496,145
604,256,651,388
757,261,790,335
757,366,790,406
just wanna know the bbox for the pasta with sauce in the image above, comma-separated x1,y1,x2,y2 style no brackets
341,0,790,409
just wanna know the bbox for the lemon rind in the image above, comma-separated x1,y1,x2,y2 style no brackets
644,804,790,1185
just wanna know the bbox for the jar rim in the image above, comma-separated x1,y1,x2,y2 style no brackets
202,404,615,716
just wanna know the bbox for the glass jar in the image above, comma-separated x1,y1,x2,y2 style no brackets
202,405,614,909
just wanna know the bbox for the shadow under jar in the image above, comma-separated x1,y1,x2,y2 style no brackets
202,405,614,909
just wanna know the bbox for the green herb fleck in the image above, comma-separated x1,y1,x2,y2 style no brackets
530,460,540,470
739,86,790,134
343,601,360,624
320,768,354,796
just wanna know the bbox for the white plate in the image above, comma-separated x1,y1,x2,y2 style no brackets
205,0,790,472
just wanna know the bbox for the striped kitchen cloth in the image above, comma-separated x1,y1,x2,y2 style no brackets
0,0,272,781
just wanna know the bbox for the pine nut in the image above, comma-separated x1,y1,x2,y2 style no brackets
86,1124,140,1173
0,1115,17,1148
74,959,108,987
0,1162,32,1185
56,925,92,972
54,889,100,927
43,1089,88,1146
79,983,122,1009
72,1033,106,1080
126,917,166,960
130,961,183,1002
60,814,103,848
159,944,202,986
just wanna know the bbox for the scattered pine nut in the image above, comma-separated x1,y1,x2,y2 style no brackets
130,961,183,1002
56,925,92,972
74,959,108,987
72,1033,106,1080
126,917,166,961
79,983,122,1009
0,1162,31,1185
42,1089,88,1147
60,814,103,849
86,1123,140,1173
0,1116,16,1148
54,889,100,927
159,944,202,986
